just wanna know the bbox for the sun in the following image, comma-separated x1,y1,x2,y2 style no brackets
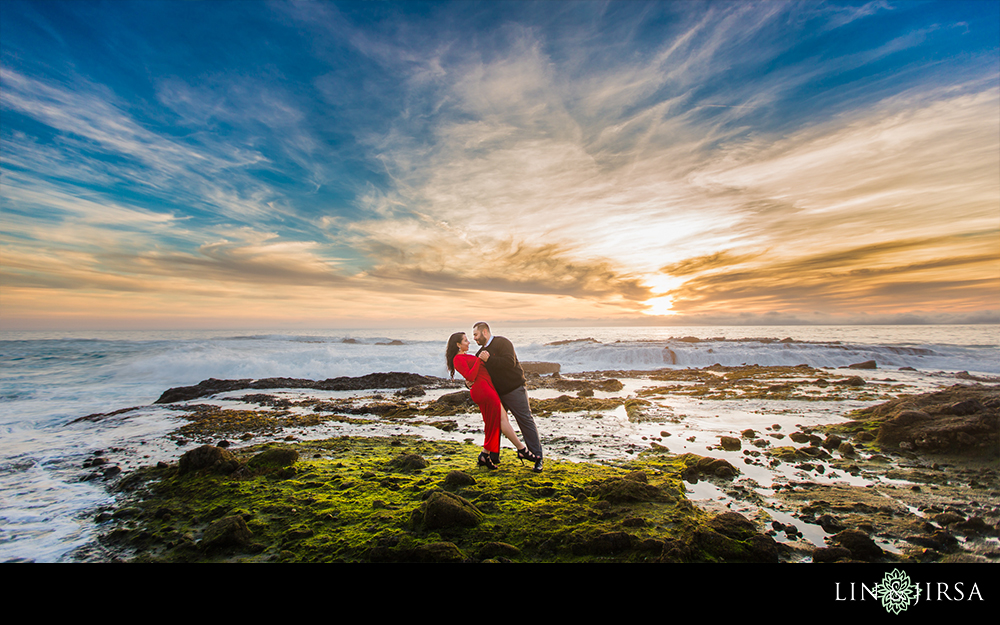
643,294,677,316
641,274,684,316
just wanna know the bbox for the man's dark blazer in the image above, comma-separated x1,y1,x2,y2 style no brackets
476,336,526,397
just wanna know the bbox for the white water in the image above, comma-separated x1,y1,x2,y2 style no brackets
1,324,997,561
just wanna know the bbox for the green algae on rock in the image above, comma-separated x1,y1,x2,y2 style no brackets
103,436,781,563
824,384,1000,457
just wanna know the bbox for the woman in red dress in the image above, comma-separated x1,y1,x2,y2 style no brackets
447,332,528,470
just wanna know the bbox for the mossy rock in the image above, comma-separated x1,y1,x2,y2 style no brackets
102,436,781,563
389,453,429,472
368,540,467,563
248,447,299,469
693,512,779,563
476,541,522,559
588,472,664,503
178,445,240,476
412,491,484,529
678,454,738,479
199,515,254,552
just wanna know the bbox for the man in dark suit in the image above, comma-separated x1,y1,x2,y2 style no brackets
473,322,544,472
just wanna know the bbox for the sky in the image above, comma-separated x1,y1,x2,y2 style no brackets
1,0,998,330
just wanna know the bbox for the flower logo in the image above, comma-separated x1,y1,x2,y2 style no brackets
875,569,918,614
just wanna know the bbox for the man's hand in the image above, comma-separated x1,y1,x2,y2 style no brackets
478,351,490,362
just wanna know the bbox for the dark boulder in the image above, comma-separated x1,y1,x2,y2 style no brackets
414,491,483,529
442,470,477,488
178,445,239,476
695,512,778,563
829,529,883,561
719,436,742,451
200,515,253,552
589,475,662,503
572,531,635,555
849,360,878,369
476,541,521,560
248,447,299,469
813,546,852,563
390,453,429,472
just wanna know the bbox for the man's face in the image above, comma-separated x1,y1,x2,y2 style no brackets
473,326,488,346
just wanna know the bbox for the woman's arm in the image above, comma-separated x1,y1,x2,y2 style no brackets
453,354,482,382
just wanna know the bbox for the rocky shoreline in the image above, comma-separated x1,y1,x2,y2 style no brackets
75,365,999,563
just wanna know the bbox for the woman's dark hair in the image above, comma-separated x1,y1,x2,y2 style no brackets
446,332,466,378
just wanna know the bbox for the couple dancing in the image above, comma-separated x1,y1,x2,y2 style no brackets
446,322,544,473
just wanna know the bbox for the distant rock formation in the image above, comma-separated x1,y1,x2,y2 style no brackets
521,361,560,375
155,372,441,403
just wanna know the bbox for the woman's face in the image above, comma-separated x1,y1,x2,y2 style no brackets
456,333,470,353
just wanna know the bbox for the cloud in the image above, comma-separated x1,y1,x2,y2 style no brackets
663,233,1000,314
1,1,997,328
0,67,289,221
360,236,653,303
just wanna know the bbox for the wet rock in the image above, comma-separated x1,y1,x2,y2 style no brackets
395,386,426,398
442,470,477,488
956,517,990,534
698,512,779,563
551,378,624,393
813,546,852,563
829,529,883,561
844,385,1000,455
680,454,739,481
370,540,467,563
476,541,521,559
623,470,649,483
572,531,635,555
156,372,441,403
849,360,878,369
521,362,560,376
390,453,429,472
942,399,983,416
248,447,299,469
590,475,662,503
790,431,822,445
720,436,742,451
435,390,474,407
933,512,964,526
200,515,253,551
178,445,239,476
415,491,483,529
821,434,843,449
817,514,845,533
837,376,866,387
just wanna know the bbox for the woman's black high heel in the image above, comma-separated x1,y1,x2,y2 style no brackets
516,447,541,465
477,451,498,470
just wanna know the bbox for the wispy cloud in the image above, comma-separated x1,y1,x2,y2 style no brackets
1,1,996,328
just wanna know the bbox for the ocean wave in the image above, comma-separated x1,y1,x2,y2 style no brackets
521,336,996,374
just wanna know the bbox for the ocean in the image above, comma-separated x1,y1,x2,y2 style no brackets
1,324,998,562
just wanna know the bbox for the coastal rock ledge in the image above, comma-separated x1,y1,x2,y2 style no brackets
838,384,1000,455
154,373,442,404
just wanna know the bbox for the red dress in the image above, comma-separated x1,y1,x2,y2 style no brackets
453,353,501,453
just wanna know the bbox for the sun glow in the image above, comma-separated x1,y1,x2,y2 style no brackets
643,294,678,316
641,274,685,316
